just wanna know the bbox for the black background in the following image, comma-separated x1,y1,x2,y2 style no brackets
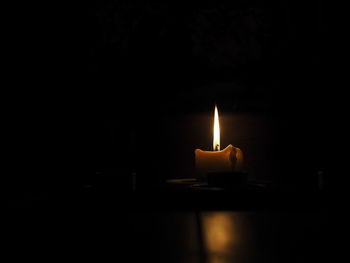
3,0,335,195
88,0,332,190
4,2,338,262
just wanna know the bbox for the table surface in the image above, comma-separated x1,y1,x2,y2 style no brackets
5,208,333,263
5,180,334,263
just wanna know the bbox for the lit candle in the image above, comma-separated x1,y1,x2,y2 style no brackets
195,105,244,181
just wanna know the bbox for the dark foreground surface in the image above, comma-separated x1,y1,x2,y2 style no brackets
5,179,337,263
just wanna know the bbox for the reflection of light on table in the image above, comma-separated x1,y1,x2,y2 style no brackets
202,212,238,263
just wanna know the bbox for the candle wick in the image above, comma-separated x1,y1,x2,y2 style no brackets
214,144,220,151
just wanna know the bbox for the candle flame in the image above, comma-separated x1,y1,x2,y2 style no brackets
213,105,220,151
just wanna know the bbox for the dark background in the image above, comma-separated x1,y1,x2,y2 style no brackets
4,2,337,262
4,0,333,196
89,0,332,191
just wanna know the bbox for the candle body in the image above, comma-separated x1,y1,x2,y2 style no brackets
195,144,244,181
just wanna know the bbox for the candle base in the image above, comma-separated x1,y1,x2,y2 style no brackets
207,172,248,188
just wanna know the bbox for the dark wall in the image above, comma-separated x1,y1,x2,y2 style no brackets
90,0,331,190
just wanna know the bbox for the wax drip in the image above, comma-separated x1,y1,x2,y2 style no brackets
230,146,237,170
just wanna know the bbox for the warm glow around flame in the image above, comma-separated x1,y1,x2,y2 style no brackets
213,105,220,151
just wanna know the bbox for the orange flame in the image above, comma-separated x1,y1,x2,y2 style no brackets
213,105,220,151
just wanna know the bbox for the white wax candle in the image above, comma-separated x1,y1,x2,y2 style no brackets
195,144,244,180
